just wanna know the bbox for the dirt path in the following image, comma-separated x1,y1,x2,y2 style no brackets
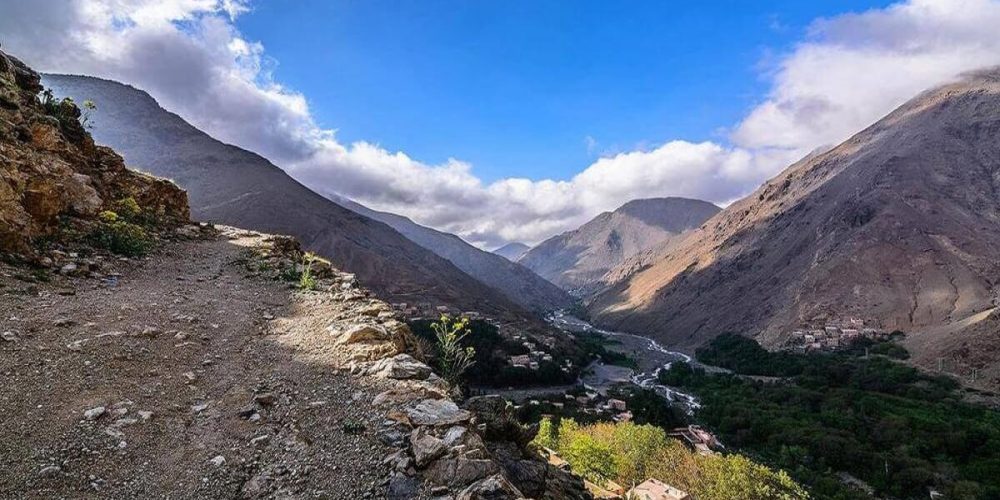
0,231,393,498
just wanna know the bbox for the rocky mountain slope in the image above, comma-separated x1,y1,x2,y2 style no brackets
519,198,720,295
590,70,1000,375
332,196,571,312
42,74,530,318
0,52,187,256
493,242,529,262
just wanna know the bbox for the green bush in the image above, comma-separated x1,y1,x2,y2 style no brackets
89,210,151,256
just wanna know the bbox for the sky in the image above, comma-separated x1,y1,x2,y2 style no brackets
2,0,1000,248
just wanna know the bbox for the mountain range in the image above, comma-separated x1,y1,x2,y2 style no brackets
519,198,720,295
589,70,1000,383
492,242,530,262
43,74,557,317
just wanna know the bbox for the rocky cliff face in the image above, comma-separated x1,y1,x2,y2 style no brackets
590,70,1000,370
0,50,187,256
520,198,719,295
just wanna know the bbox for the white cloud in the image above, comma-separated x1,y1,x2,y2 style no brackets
2,0,1000,248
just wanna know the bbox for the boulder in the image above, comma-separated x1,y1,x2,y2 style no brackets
456,474,525,500
424,456,500,489
407,399,471,427
369,354,432,380
410,426,447,468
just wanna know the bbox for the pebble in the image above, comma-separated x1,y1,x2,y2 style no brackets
1,331,17,342
192,403,209,413
84,406,106,420
208,455,226,466
138,410,154,421
38,465,61,477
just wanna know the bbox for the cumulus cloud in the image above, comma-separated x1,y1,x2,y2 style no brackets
2,0,1000,248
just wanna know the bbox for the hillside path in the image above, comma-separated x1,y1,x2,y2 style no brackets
0,232,392,499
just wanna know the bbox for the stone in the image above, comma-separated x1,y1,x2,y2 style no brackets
38,465,62,478
53,318,75,327
387,472,420,500
191,403,209,413
253,392,277,406
1,331,18,342
424,456,500,489
369,354,432,380
138,410,153,421
455,474,524,500
208,455,226,466
59,263,78,275
250,435,270,447
407,399,472,427
410,427,447,468
331,323,392,345
84,406,106,420
182,371,197,383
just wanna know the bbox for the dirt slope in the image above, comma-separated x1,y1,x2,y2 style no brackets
42,74,529,319
590,70,1000,372
0,230,401,498
519,198,719,295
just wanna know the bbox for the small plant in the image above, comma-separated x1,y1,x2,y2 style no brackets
114,196,143,222
342,419,365,435
298,251,319,290
89,210,151,256
431,315,476,388
80,99,96,129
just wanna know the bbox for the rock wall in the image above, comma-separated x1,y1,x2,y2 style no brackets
0,49,188,255
260,238,591,499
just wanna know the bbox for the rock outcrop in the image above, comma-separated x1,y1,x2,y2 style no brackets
0,49,187,256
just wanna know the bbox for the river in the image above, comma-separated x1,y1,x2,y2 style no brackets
546,310,702,413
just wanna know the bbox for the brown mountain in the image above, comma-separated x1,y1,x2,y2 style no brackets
589,70,1000,380
519,198,720,295
42,74,528,316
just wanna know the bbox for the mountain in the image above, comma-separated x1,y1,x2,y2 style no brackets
330,196,571,312
42,74,528,316
589,70,1000,370
493,242,529,262
519,198,720,295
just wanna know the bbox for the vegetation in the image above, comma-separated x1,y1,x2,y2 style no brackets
298,251,319,290
534,418,808,499
429,315,476,387
89,207,151,257
409,318,579,388
660,334,1000,499
575,331,638,369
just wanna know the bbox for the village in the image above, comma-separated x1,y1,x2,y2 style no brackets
784,317,887,352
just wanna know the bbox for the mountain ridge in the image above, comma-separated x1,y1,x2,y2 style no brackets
42,73,532,318
519,197,720,295
589,69,1000,385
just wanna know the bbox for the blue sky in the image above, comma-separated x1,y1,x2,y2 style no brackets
237,0,891,183
9,0,997,246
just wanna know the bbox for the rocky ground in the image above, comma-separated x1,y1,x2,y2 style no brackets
0,228,397,499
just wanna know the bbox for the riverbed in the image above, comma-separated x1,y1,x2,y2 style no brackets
546,310,701,412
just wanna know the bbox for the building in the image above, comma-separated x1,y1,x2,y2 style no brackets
510,354,530,367
627,479,692,500
607,399,627,411
669,425,719,454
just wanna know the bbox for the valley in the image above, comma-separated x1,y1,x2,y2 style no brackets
4,3,1000,497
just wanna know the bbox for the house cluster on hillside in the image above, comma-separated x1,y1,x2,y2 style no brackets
669,425,721,456
785,317,885,352
508,334,557,370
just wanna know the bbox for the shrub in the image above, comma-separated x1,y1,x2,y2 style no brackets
431,315,476,388
89,210,151,256
298,251,319,290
